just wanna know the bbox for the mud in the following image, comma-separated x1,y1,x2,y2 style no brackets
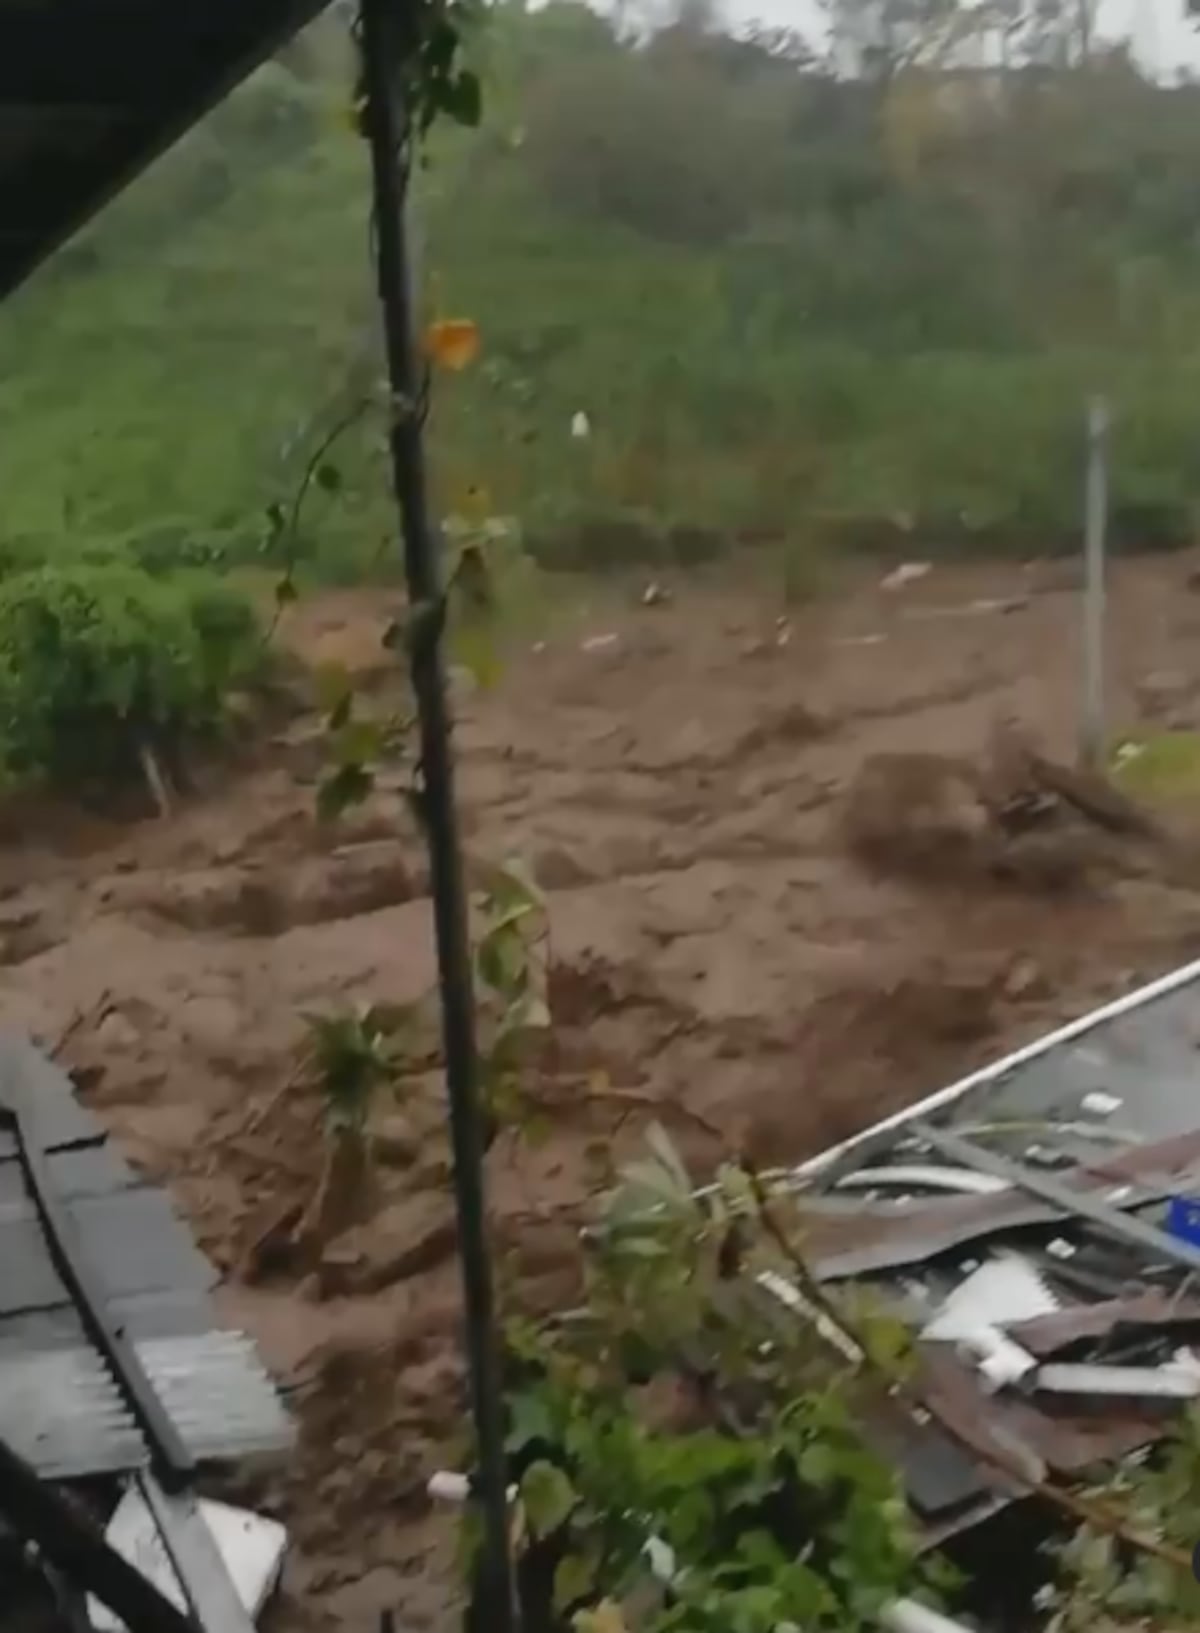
6,555,1200,1629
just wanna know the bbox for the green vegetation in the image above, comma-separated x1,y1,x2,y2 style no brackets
0,561,262,793
1,0,1199,584
1111,731,1200,803
489,1127,950,1631
481,1120,1200,1631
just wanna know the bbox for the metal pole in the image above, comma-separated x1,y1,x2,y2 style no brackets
1080,395,1109,768
358,6,518,1631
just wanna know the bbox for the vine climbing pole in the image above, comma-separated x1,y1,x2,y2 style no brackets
358,2,520,1629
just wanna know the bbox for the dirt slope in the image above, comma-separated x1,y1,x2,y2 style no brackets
6,553,1200,1629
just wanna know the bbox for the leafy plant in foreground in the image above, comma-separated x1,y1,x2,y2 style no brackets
467,1129,951,1633
1043,1411,1200,1632
473,856,551,1138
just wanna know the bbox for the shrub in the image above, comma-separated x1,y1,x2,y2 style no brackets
173,570,263,692
0,562,262,790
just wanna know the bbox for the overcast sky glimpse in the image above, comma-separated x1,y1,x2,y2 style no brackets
714,0,1200,74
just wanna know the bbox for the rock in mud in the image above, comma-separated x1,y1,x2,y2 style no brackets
95,1007,140,1049
372,1112,421,1168
288,844,417,924
318,1192,458,1297
533,844,596,890
841,751,992,879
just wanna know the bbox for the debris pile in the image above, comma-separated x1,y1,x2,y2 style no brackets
780,955,1200,1550
432,961,1200,1631
841,723,1162,891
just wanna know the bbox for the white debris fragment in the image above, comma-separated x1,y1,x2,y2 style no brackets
835,1164,1008,1198
925,1255,1060,1337
581,633,620,654
1081,1090,1122,1117
922,1255,1054,1393
881,561,932,592
89,1492,286,1632
428,1470,518,1505
570,410,591,440
1034,1359,1200,1399
962,1328,1039,1392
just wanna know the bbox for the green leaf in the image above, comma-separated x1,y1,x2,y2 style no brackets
476,923,525,993
317,762,374,821
523,1112,554,1146
798,1442,837,1488
573,1603,626,1633
453,542,495,612
314,660,353,715
520,1460,576,1539
441,68,483,127
452,618,501,689
554,1552,597,1614
332,716,385,768
489,857,545,913
644,1122,692,1193
505,1391,553,1454
456,1503,484,1578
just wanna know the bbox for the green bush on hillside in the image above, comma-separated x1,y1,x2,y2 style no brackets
0,562,262,790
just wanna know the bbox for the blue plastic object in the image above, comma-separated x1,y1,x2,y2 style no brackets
1166,1196,1200,1248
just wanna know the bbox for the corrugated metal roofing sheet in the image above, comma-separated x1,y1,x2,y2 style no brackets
0,1035,294,1482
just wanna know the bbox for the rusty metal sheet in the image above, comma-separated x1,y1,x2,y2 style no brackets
858,1403,992,1519
910,1120,1200,1275
799,958,1200,1189
915,1343,1167,1478
1009,1293,1200,1357
800,1129,1200,1281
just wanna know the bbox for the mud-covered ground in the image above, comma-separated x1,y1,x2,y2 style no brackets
7,553,1200,1630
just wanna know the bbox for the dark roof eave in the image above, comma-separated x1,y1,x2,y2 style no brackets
0,0,333,303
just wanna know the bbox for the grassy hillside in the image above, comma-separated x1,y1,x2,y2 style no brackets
3,2,1200,575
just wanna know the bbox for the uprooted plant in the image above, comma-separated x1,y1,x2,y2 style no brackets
297,1000,416,1247
279,856,548,1257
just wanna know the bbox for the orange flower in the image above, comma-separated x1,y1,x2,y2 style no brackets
424,318,480,371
